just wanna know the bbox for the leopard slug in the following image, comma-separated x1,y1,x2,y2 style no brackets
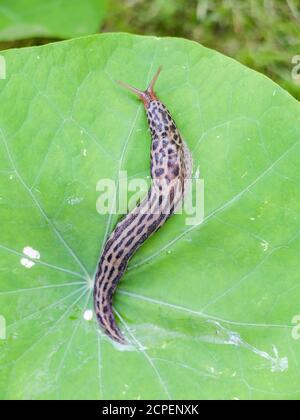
94,67,193,344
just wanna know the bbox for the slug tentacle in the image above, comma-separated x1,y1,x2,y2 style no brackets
116,66,161,107
94,67,193,344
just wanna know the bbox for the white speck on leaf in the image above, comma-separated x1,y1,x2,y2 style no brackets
83,310,93,321
261,240,269,252
20,258,35,269
67,196,83,206
23,246,40,260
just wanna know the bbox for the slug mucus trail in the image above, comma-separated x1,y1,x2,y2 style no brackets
94,67,193,344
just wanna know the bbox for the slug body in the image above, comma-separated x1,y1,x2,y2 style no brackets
94,68,193,344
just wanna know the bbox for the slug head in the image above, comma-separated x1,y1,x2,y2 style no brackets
116,66,162,108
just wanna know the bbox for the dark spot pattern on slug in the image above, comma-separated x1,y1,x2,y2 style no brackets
119,260,128,273
114,212,138,236
108,266,115,279
109,314,115,327
116,249,124,259
139,213,147,223
170,186,175,203
173,165,180,177
107,286,114,297
159,108,169,124
113,242,121,253
125,237,134,247
137,225,145,235
155,168,164,177
153,140,159,151
137,233,149,246
103,238,114,254
125,226,134,236
162,139,168,147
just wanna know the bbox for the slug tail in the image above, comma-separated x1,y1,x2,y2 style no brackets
96,308,126,345
116,66,162,106
94,299,127,345
94,272,127,345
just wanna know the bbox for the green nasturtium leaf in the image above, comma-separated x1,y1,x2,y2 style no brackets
0,33,300,400
0,0,107,41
